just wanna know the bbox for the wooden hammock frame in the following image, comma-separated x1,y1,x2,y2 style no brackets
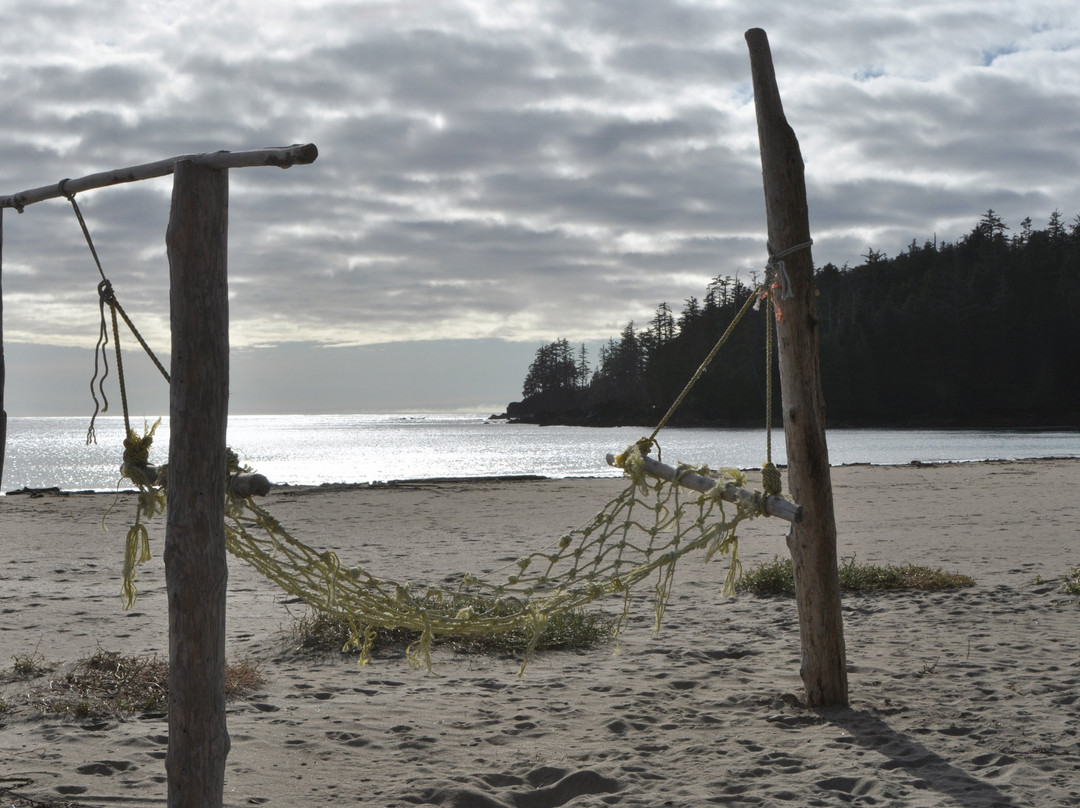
0,143,317,808
0,26,849,808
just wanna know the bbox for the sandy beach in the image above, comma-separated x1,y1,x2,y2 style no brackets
2,459,1078,807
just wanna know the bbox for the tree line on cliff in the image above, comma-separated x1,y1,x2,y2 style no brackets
506,210,1080,428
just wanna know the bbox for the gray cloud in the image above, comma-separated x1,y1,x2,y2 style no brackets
2,0,1079,414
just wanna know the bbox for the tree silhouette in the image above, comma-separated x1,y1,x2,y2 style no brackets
508,212,1080,428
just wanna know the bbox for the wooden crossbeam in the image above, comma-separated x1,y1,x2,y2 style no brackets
0,143,318,211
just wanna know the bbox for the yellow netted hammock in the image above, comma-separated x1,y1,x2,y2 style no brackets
102,253,799,672
117,429,789,673
63,163,797,672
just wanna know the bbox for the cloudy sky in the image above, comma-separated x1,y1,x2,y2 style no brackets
1,0,1077,416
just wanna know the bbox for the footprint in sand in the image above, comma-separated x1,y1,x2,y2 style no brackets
325,730,371,748
76,760,135,776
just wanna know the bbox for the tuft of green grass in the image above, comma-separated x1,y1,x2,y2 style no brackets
11,650,52,679
736,557,797,597
290,605,615,659
450,608,615,655
1061,567,1080,597
836,555,975,592
737,555,975,597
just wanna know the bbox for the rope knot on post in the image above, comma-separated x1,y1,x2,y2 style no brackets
121,420,161,490
765,239,812,301
761,461,783,497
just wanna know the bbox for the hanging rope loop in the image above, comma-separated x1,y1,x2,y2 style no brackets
86,286,114,445
66,191,170,444
762,289,781,497
755,239,813,499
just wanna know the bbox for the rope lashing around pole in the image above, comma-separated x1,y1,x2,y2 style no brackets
764,239,811,303
757,239,812,497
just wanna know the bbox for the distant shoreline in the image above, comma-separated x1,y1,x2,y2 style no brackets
496,409,1080,431
6,455,1079,498
5,415,1078,494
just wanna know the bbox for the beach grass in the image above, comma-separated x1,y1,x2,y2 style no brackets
737,555,976,597
9,650,265,718
1062,567,1080,597
452,607,615,655
290,606,616,658
11,649,51,679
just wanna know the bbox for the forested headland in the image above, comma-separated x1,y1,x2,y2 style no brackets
503,211,1080,429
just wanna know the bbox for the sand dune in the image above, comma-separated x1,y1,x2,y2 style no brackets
2,459,1078,806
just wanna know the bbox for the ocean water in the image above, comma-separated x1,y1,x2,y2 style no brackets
3,413,1079,493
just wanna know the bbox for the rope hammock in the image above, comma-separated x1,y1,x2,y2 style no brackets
67,187,803,673
120,433,776,673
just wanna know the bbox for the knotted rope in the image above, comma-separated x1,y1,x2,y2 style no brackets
60,180,169,446
639,240,812,499
759,239,811,497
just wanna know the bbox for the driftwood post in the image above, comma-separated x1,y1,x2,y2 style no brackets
164,160,231,807
0,144,317,808
745,28,849,707
1,207,6,491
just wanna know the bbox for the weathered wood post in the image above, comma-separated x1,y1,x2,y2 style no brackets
164,160,231,807
0,144,316,807
1,207,6,491
745,28,849,707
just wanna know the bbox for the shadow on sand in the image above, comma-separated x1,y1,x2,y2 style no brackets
822,707,1023,807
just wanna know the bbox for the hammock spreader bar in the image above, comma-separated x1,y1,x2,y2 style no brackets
605,453,803,523
137,463,272,499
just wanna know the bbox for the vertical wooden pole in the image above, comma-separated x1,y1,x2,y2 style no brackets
745,28,849,708
165,160,231,807
1,207,6,492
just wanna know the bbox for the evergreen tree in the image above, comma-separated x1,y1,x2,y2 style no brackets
576,343,590,390
522,339,578,403
512,211,1080,427
1048,209,1066,241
